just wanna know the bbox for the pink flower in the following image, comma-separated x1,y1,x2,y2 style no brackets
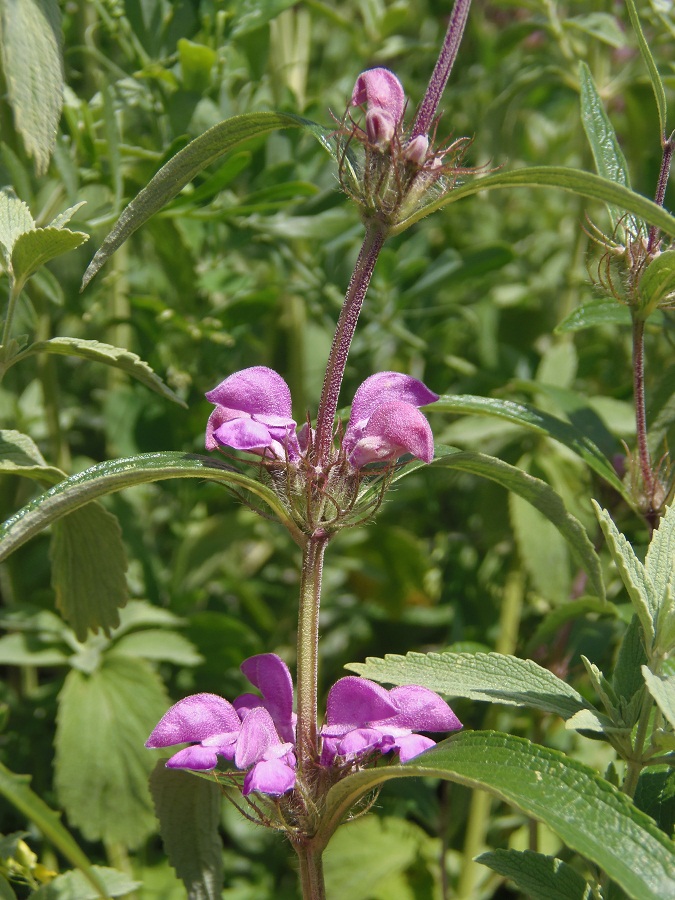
351,68,405,147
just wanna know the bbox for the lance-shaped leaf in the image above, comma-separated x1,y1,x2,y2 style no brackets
81,111,324,289
0,429,62,483
0,0,63,174
643,667,675,730
555,297,636,333
625,0,667,136
391,167,675,236
645,502,675,610
346,651,600,723
12,337,185,406
0,762,108,898
148,764,224,900
579,61,634,232
315,731,675,900
423,446,604,599
478,849,594,900
433,394,626,497
0,452,306,555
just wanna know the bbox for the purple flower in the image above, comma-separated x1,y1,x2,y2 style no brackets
351,68,405,147
320,676,462,765
205,368,438,470
342,372,438,467
146,654,297,796
205,366,301,462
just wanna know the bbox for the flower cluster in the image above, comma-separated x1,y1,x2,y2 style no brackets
205,367,438,470
146,654,461,796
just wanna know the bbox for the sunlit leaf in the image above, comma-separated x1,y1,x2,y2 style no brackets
625,0,668,136
478,848,593,899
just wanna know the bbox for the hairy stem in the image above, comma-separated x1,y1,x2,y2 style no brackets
295,532,329,777
296,842,327,900
410,0,472,139
313,225,386,467
631,314,657,522
647,130,675,254
1,278,20,352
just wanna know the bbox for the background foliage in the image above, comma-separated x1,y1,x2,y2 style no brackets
0,0,674,897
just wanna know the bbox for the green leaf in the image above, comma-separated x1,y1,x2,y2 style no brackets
555,298,633,333
0,762,108,898
345,651,595,721
643,667,675,730
477,848,594,900
230,0,297,36
55,655,169,848
0,632,69,667
578,61,633,231
16,337,185,406
11,227,88,291
510,485,571,602
30,866,141,900
0,874,15,900
50,502,129,641
430,446,605,599
0,429,62,483
81,112,318,289
433,394,626,496
566,12,626,48
0,0,63,174
613,615,648,705
0,188,35,268
0,452,306,556
638,250,675,319
111,630,203,666
148,764,223,900
392,167,675,237
645,503,675,612
625,0,668,136
317,731,675,900
594,502,656,644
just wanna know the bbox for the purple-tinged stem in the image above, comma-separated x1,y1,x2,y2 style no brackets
296,842,326,900
647,130,675,254
632,314,656,521
313,225,387,467
410,0,472,140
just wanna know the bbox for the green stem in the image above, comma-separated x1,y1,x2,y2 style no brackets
1,278,21,350
295,532,329,778
622,689,654,799
296,842,327,900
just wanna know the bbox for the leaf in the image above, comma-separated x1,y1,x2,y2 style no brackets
0,633,69,667
0,875,15,900
0,188,35,268
625,0,668,136
594,502,656,644
11,227,88,291
345,651,595,721
643,667,675,730
613,615,648,705
392,167,675,237
0,452,306,556
578,61,633,231
30,866,141,900
638,250,675,318
430,446,605,599
433,394,626,496
111,630,203,666
477,848,594,900
17,337,185,406
230,0,297,36
55,655,170,848
645,503,675,611
317,731,675,900
555,298,633,333
0,0,63,174
566,13,626,48
50,502,129,640
0,762,108,898
81,111,319,289
0,429,62,483
148,764,223,900
510,486,571,602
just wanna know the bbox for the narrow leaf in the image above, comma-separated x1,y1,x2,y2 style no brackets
434,394,626,496
555,298,633,333
625,0,668,136
0,762,108,898
111,630,202,666
50,502,129,640
478,848,593,900
0,429,62,483
0,189,34,267
17,337,185,406
645,503,675,609
431,446,605,599
317,731,675,900
81,112,316,288
11,227,88,290
55,656,169,848
594,501,656,643
392,167,675,236
579,61,632,231
0,0,64,174
0,452,306,555
149,764,223,900
643,667,675,730
345,651,595,721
